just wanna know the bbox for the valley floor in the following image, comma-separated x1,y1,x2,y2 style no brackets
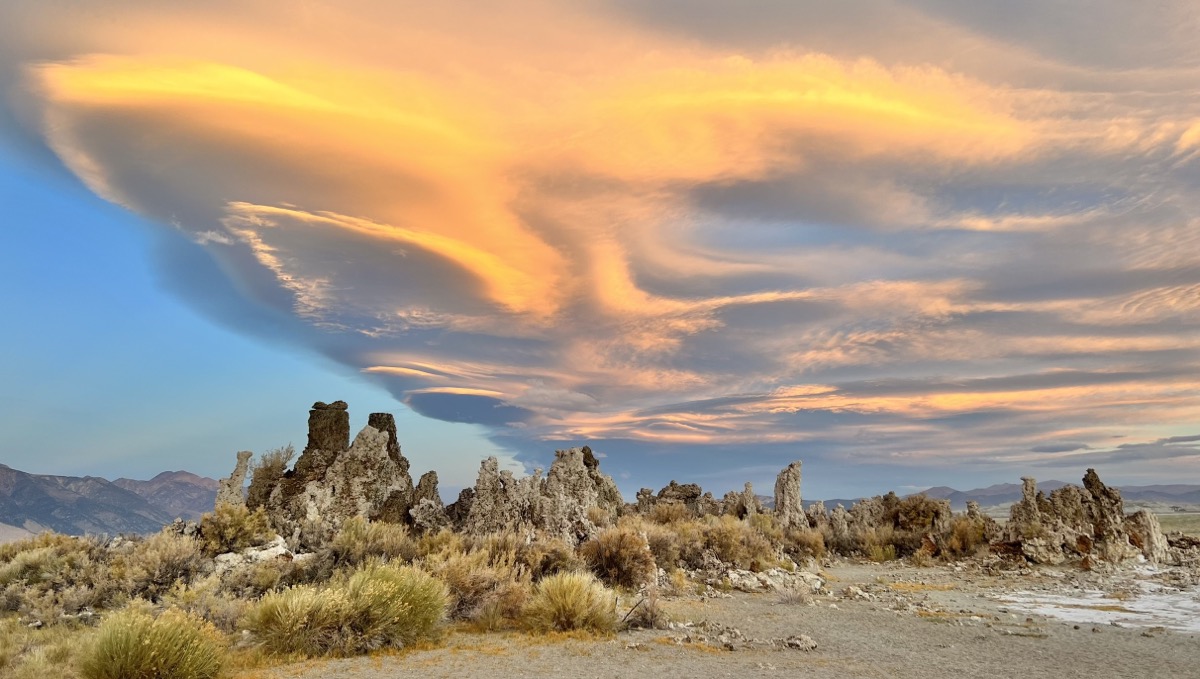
258,559,1200,679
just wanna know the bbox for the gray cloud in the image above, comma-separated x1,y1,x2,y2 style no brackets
2,0,1199,492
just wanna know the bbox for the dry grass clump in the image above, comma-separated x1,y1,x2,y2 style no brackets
329,516,417,567
0,615,88,679
579,525,656,589
245,444,294,510
522,571,615,633
243,561,446,657
648,502,692,525
80,607,224,679
198,504,273,557
422,546,527,621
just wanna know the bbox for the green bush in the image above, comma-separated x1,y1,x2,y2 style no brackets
522,571,615,633
80,607,224,679
579,526,656,589
243,562,446,656
198,504,273,557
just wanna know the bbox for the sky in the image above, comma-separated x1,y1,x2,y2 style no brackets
1,0,1199,501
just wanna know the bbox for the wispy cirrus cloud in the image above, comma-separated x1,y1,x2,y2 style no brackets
2,0,1199,491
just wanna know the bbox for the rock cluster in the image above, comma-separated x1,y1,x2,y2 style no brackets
440,446,624,544
249,401,425,549
1004,469,1168,565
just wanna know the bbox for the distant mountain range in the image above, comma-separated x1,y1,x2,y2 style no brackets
916,481,1200,510
0,464,217,540
3,462,1198,542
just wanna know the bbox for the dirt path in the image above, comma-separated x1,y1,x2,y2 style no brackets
256,562,1200,679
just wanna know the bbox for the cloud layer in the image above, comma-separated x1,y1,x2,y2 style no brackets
3,0,1199,489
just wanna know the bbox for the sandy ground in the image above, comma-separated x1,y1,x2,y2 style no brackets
257,560,1200,679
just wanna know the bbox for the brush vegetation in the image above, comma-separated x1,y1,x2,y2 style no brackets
0,474,1083,676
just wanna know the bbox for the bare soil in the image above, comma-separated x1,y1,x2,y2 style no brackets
256,561,1200,679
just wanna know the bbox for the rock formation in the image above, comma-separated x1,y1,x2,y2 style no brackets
773,461,804,529
805,501,829,530
251,402,423,549
538,447,623,543
408,471,449,533
723,482,762,519
1004,470,1164,565
215,450,252,508
1124,509,1169,563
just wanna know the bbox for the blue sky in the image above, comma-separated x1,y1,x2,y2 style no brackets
1,1,1198,501
0,152,517,494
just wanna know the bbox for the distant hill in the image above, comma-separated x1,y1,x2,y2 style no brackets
114,471,219,522
0,464,219,538
914,481,1200,509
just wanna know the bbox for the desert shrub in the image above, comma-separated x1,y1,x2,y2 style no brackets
747,513,784,543
80,607,224,679
909,548,934,567
417,528,465,558
943,516,988,559
621,583,669,629
162,578,249,634
126,531,204,599
858,526,899,562
664,569,690,597
329,516,417,567
0,547,64,588
522,571,615,633
821,524,857,556
517,536,582,580
0,534,129,620
648,502,692,525
893,495,946,532
579,526,656,589
1,615,88,679
782,528,826,562
673,520,709,569
244,561,446,656
704,516,778,571
246,444,294,510
424,547,523,620
586,506,612,529
640,522,681,572
0,532,82,563
198,504,273,557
